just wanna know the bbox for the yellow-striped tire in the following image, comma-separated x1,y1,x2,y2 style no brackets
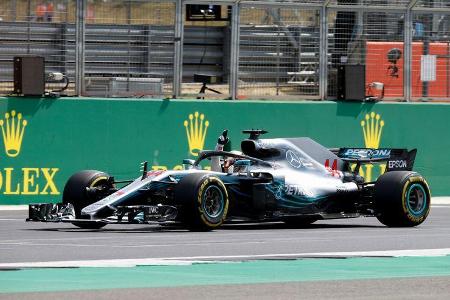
175,173,229,231
63,170,110,229
375,171,431,227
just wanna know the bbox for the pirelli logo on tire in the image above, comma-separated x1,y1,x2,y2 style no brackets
0,110,60,198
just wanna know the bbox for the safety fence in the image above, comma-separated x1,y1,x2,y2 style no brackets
0,0,450,101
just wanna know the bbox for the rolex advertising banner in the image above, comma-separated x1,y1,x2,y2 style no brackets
0,97,449,204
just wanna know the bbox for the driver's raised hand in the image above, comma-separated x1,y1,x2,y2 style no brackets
218,130,229,145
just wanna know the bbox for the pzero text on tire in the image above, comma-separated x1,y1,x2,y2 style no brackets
175,173,229,231
375,171,430,227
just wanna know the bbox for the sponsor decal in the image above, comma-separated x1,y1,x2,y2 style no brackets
183,111,209,157
286,150,314,169
343,148,391,159
146,170,165,178
149,111,213,171
0,110,60,197
352,112,387,182
388,160,407,169
0,110,27,157
286,150,302,168
147,206,159,214
284,184,314,198
324,159,342,178
150,165,210,171
361,112,384,149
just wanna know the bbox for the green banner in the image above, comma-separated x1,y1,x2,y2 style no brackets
0,97,448,204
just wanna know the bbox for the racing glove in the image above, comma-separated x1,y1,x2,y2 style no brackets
218,130,229,146
215,130,229,151
212,130,229,172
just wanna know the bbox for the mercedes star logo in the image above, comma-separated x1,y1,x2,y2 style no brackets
286,150,302,168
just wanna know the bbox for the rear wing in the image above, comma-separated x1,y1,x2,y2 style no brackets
330,148,417,172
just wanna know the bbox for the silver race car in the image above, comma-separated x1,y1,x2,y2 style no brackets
27,130,430,230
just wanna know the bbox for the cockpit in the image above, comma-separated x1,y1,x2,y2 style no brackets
191,150,274,174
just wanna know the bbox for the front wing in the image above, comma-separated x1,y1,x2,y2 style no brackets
27,203,178,225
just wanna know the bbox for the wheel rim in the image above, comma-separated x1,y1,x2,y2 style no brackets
406,183,427,216
202,185,224,219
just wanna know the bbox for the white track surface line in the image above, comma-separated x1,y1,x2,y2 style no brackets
0,259,211,268
0,205,28,211
1,248,450,268
431,197,450,204
1,197,450,211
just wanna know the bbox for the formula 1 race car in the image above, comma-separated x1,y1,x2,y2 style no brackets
27,130,431,230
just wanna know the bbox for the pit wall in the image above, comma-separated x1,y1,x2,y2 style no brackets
0,97,448,204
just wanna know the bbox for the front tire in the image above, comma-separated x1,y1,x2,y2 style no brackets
175,173,229,231
62,170,111,229
375,171,430,227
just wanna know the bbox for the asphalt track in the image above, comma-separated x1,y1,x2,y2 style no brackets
0,199,449,298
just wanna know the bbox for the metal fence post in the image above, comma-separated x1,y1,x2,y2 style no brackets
230,3,240,100
319,4,329,100
75,0,86,96
173,0,184,98
404,3,416,102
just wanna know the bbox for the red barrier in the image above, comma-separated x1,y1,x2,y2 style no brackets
366,41,450,99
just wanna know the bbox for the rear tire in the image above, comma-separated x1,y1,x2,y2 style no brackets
175,173,229,231
62,170,111,229
375,171,430,227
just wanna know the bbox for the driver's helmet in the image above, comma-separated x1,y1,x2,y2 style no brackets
223,150,243,173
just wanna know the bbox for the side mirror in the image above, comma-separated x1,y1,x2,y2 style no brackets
234,159,251,175
183,159,195,170
234,159,251,167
